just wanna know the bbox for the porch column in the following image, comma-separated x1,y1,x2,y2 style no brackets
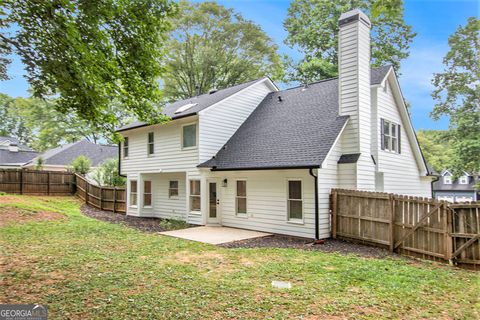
137,173,144,216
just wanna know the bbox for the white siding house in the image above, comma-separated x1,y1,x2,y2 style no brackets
117,8,433,239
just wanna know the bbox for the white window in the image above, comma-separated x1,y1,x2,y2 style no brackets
287,180,303,221
381,119,401,153
130,180,137,206
182,124,197,148
459,176,469,184
147,132,154,155
189,180,201,212
123,137,129,158
143,181,152,207
236,180,247,215
169,180,179,198
443,176,452,184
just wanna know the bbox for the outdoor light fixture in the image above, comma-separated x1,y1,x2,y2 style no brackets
222,179,228,187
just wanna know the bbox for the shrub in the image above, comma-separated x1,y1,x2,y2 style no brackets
35,156,45,170
69,155,91,175
91,159,125,187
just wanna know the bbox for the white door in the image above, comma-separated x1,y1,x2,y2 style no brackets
207,180,220,224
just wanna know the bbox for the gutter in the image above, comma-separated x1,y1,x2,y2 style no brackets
205,165,321,172
309,168,320,241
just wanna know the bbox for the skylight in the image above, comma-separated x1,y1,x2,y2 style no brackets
174,103,197,114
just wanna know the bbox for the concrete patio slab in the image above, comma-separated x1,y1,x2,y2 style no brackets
159,226,272,245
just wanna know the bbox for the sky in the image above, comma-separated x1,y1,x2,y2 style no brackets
0,0,478,130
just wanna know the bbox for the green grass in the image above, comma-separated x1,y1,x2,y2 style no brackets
1,195,479,319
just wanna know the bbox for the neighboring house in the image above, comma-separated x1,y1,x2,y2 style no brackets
433,170,479,202
23,140,118,171
117,9,433,239
0,136,38,169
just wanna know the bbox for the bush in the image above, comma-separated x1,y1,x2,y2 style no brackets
91,159,125,187
35,156,45,170
159,218,189,231
69,155,91,175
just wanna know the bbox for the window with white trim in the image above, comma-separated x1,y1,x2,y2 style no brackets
381,119,401,153
143,181,152,207
123,137,129,158
189,180,201,212
287,180,303,221
169,180,179,198
459,176,469,184
182,124,197,148
130,180,137,206
443,176,452,184
236,180,247,215
147,132,154,155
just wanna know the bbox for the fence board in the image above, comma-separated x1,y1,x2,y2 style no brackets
74,174,126,214
331,188,480,268
0,169,73,195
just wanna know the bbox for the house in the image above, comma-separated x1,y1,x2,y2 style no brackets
117,9,433,239
433,170,478,202
0,136,38,169
23,140,118,171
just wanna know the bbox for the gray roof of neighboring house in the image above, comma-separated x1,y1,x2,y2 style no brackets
0,149,39,165
197,66,394,171
198,78,349,170
117,77,268,132
433,171,479,192
28,140,118,167
0,136,33,151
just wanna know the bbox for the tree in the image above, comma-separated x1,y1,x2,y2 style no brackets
0,0,176,130
416,130,455,173
91,159,125,187
283,0,415,82
35,156,45,170
162,1,283,100
431,17,479,175
69,156,91,175
0,93,33,146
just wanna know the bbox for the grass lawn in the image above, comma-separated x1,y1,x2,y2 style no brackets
1,195,479,319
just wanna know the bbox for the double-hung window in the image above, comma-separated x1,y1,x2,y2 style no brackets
287,180,303,221
182,124,197,148
143,181,152,207
459,176,468,184
169,181,179,198
130,180,137,206
123,137,129,158
236,180,247,215
443,176,452,184
381,119,401,153
147,132,154,155
189,180,201,212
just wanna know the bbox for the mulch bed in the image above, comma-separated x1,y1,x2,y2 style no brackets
219,235,398,259
80,204,193,233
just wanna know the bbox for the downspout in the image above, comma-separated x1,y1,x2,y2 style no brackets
309,168,319,241
430,174,439,199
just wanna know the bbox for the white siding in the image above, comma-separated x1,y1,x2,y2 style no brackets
374,80,431,197
212,169,317,239
338,163,356,189
198,81,274,163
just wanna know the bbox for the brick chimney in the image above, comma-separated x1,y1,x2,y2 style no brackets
338,9,375,190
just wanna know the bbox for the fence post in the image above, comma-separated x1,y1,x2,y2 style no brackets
100,188,104,211
389,194,396,252
444,203,453,263
113,187,117,214
85,181,89,205
19,169,24,195
331,189,338,239
47,171,50,195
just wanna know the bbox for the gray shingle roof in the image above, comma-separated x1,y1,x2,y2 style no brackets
117,78,268,132
0,136,33,151
29,140,118,167
0,149,39,165
198,78,349,170
433,174,478,192
338,153,361,164
371,65,392,85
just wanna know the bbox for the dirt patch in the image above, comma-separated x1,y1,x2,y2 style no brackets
219,235,400,259
80,204,194,233
0,206,65,227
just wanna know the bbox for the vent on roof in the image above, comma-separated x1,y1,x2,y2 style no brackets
209,89,218,94
174,103,197,114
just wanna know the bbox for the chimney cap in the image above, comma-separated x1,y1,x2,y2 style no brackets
339,9,371,28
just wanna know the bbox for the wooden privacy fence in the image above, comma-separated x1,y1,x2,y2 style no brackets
331,188,480,268
0,169,74,195
75,174,126,213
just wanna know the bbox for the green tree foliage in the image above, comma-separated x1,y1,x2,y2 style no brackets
69,156,91,175
0,94,132,151
416,130,455,173
91,159,125,187
162,1,283,100
283,0,416,82
0,0,177,130
35,156,45,171
431,17,479,175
